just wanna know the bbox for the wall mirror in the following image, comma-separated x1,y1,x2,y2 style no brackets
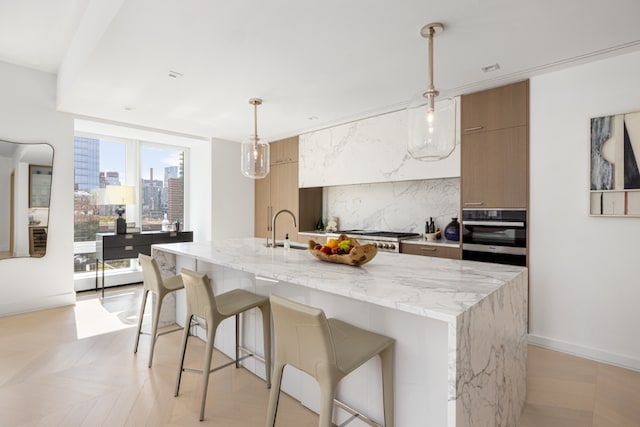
0,139,54,259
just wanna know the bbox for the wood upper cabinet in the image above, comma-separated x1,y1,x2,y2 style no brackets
461,80,529,208
270,136,298,165
461,80,528,133
461,126,528,208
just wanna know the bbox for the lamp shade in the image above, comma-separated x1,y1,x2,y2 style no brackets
105,185,135,205
407,94,456,161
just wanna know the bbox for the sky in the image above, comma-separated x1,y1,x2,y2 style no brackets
99,140,181,182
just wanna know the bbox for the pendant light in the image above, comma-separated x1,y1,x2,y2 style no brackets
407,23,456,161
241,98,270,179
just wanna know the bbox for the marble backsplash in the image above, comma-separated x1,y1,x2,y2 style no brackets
324,177,460,234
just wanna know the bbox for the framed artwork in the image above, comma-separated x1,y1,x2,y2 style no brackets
590,110,640,216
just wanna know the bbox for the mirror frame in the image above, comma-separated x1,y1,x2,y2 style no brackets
0,139,54,260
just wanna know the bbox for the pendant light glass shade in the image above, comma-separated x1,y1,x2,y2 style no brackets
407,94,456,160
407,22,456,161
240,98,270,179
241,134,270,178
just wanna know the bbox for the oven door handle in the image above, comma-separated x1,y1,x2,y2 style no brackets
462,220,525,227
463,243,527,255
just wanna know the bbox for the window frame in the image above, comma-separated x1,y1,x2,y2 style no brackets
73,131,191,280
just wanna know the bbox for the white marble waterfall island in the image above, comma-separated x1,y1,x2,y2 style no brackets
152,238,528,427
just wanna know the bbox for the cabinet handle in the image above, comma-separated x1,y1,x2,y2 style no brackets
420,247,437,252
464,202,484,206
463,126,484,132
267,206,272,231
124,245,134,251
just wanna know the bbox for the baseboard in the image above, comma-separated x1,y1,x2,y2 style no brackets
0,292,76,317
528,334,640,372
74,270,143,292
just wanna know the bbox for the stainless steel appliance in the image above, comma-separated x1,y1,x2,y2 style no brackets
330,230,420,253
461,209,527,266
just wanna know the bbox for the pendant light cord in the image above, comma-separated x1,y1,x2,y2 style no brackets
253,102,258,146
427,27,435,93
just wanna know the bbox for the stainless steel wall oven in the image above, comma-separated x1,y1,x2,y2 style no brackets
462,209,527,266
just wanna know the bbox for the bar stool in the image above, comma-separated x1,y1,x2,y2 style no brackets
134,253,184,368
266,294,395,427
175,268,272,421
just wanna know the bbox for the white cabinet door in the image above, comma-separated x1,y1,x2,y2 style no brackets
299,108,460,188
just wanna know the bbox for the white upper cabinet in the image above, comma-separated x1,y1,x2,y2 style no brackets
298,107,460,188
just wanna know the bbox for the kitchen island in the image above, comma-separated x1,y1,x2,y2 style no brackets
152,238,527,427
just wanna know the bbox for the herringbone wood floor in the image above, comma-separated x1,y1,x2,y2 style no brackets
0,284,639,427
0,285,318,427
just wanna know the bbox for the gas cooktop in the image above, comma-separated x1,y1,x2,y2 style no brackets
336,230,420,239
332,230,420,252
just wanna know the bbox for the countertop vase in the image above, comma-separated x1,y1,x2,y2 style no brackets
444,217,460,242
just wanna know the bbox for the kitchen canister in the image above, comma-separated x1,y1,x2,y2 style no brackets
444,217,460,241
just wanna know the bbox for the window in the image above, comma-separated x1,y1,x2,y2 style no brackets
140,145,185,231
73,134,188,276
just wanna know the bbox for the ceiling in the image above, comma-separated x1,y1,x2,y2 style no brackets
2,0,640,143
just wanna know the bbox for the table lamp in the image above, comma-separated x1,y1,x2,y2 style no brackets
106,185,135,234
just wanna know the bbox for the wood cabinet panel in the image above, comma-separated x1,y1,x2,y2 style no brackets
399,243,460,259
270,162,299,241
461,126,528,208
256,136,321,243
270,136,298,165
254,174,271,239
255,136,303,242
461,80,529,133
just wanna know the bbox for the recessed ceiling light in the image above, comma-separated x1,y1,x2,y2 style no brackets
124,106,136,111
308,116,318,121
481,63,501,73
168,70,184,78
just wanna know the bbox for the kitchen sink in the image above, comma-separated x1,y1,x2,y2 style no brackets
267,242,308,250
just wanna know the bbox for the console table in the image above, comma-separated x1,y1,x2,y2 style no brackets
95,231,193,297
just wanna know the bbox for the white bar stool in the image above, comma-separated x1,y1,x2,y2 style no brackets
175,268,272,421
134,253,184,368
266,294,395,427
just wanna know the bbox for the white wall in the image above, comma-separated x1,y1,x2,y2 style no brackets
529,50,640,370
211,139,254,238
189,138,213,241
0,61,75,315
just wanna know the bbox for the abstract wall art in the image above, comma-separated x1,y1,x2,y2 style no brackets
590,110,640,216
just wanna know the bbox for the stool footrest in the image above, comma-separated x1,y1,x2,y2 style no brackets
181,353,255,375
333,399,382,427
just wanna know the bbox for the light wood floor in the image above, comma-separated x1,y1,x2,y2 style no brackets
0,285,639,427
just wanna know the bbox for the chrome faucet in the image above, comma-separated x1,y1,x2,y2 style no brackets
271,209,297,248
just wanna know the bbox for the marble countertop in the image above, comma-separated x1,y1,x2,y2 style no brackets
153,238,526,324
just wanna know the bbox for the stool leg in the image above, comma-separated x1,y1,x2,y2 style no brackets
235,314,240,368
175,314,192,397
317,374,338,427
259,302,272,388
265,361,285,427
199,321,218,421
148,292,163,368
133,289,149,354
380,345,395,427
